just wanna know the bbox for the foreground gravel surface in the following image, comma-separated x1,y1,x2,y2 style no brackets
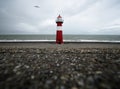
0,47,120,89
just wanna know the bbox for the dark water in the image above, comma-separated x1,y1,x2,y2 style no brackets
0,35,120,42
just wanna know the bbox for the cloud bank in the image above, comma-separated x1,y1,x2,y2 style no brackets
0,0,120,34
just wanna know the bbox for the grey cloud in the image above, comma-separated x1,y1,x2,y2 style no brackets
63,0,99,16
0,0,120,34
0,0,52,34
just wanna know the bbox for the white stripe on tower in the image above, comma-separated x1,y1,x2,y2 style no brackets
57,26,62,30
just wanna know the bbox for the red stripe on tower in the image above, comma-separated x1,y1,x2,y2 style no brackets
56,14,64,44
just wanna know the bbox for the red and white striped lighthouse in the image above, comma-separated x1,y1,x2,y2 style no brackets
56,14,64,44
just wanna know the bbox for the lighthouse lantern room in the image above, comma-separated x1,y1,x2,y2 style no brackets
56,15,64,44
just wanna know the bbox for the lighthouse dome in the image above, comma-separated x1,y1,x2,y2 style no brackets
57,15,62,18
56,15,64,23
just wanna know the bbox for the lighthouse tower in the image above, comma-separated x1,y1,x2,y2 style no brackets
56,15,64,44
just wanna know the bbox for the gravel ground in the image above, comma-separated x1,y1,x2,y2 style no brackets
0,44,120,89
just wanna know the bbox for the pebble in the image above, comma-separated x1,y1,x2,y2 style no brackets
13,65,21,72
77,80,84,86
16,71,21,75
31,75,35,79
95,71,102,74
56,63,60,67
86,76,95,87
50,70,53,74
15,64,21,69
60,85,65,89
70,63,75,66
71,87,78,89
46,80,52,84
24,65,30,69
0,48,119,89
3,58,6,61
60,76,66,80
53,75,58,80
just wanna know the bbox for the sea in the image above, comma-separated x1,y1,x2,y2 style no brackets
0,35,120,43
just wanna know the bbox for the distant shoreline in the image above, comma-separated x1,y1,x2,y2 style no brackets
0,40,120,43
0,35,120,44
0,41,120,48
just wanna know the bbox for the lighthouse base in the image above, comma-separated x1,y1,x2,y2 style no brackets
56,30,63,44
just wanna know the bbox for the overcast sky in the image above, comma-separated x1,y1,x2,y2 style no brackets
0,0,120,34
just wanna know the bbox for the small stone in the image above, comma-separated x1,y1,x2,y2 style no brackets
46,80,52,84
73,58,76,62
87,76,94,85
95,71,102,74
60,85,65,89
53,53,56,56
50,70,53,74
31,75,35,79
61,61,64,64
56,63,60,67
71,87,78,89
55,60,58,63
66,57,69,60
100,83,111,89
60,76,66,80
36,49,40,53
115,59,120,62
82,58,86,61
4,70,8,74
45,55,48,58
15,64,21,69
3,58,6,61
6,77,13,81
77,80,84,86
70,63,75,66
53,75,58,80
37,55,40,58
24,65,30,69
16,71,21,75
